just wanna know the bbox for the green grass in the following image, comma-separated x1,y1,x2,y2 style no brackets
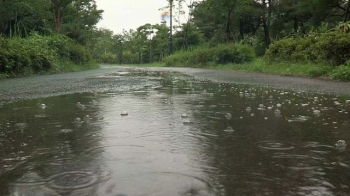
207,58,333,78
99,58,350,81
330,63,350,81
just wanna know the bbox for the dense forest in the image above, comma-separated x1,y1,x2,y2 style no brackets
0,0,102,77
0,0,349,80
93,0,350,80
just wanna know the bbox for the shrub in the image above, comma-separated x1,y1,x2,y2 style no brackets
68,43,92,64
330,61,350,81
99,53,118,64
164,43,255,67
265,31,350,66
0,33,94,76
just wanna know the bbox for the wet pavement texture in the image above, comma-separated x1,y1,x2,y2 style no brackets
1,65,350,104
0,66,350,196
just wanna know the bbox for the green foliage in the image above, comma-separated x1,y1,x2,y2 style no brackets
265,31,350,66
0,34,55,74
213,58,333,78
0,0,52,36
164,44,255,67
0,34,94,76
330,61,350,81
68,43,92,64
99,53,118,64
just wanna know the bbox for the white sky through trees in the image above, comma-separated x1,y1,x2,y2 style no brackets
96,0,169,34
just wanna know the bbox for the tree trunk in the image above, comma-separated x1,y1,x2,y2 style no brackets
239,16,244,40
262,0,271,47
225,6,234,43
183,24,189,49
300,20,305,34
138,50,141,64
345,0,350,22
293,18,298,33
53,1,62,33
251,19,261,35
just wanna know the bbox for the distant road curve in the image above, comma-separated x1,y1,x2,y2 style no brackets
0,65,349,103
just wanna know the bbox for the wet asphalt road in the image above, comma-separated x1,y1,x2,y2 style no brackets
0,65,349,104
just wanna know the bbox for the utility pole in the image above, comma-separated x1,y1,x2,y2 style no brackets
169,0,173,54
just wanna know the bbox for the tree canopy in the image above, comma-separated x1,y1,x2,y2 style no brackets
1,0,349,64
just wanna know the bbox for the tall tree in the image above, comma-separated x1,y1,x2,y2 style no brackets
61,0,103,44
51,0,72,33
0,0,51,36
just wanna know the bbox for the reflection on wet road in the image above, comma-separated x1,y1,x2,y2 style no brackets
0,70,350,196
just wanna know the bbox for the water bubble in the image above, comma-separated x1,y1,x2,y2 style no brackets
76,102,85,110
346,100,350,104
334,101,341,106
224,126,235,133
60,128,73,134
181,113,188,118
40,104,46,109
246,107,252,113
225,113,232,120
15,123,28,130
276,103,282,108
301,103,308,107
251,113,255,117
274,109,281,115
183,120,193,125
74,118,83,128
121,111,128,116
335,140,346,147
76,102,82,107
335,140,346,150
267,106,273,110
287,115,310,122
92,100,98,105
83,115,91,124
313,110,321,116
20,142,28,147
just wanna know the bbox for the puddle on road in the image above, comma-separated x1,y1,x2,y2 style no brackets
0,70,350,195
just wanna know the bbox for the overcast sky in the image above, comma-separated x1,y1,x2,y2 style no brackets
96,0,169,34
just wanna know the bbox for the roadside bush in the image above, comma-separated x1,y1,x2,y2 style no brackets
0,35,55,74
265,31,350,66
216,44,255,64
122,51,139,64
164,44,255,67
330,61,350,81
99,53,118,64
0,33,94,76
47,34,72,59
46,34,92,64
68,43,92,64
